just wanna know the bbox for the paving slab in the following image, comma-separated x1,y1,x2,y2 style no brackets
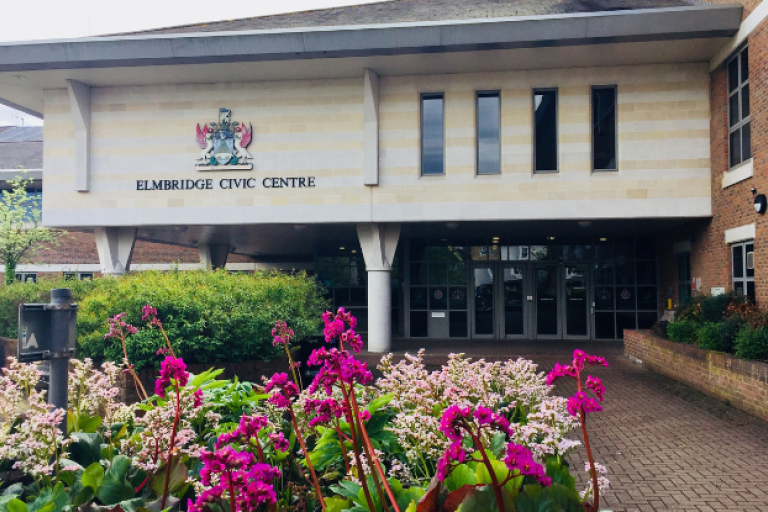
361,339,768,512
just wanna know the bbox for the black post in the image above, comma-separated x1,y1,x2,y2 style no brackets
48,288,75,429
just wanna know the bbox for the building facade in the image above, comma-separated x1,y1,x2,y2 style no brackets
0,0,753,351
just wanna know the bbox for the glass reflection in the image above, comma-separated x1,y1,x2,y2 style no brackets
477,93,501,175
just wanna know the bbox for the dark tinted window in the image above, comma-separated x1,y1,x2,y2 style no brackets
728,46,751,168
477,92,501,175
421,94,444,175
592,87,617,171
534,89,557,172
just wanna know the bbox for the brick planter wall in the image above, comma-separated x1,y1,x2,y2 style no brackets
625,329,768,421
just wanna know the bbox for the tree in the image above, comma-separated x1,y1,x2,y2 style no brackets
0,172,64,285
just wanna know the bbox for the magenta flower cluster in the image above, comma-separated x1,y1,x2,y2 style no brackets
307,347,373,396
546,349,608,418
437,404,551,487
104,312,137,340
271,320,295,347
264,372,299,409
189,446,280,512
305,398,344,428
323,307,363,352
155,355,189,398
142,304,161,327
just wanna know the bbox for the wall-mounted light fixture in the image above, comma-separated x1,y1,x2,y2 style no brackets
753,188,767,214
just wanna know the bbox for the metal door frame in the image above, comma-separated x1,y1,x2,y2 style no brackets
469,263,498,338
500,263,529,339
562,263,592,340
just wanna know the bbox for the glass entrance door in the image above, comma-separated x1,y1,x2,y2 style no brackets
564,265,590,338
502,265,526,337
535,265,560,337
472,266,495,337
472,264,528,338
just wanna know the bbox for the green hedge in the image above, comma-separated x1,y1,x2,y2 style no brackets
734,326,768,361
667,319,699,344
76,270,328,370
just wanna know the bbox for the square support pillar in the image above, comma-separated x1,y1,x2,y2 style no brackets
199,243,230,270
94,227,136,275
357,223,400,352
67,80,91,192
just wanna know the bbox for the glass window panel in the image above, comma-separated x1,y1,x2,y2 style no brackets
430,287,448,310
734,281,745,295
410,311,428,337
489,244,501,260
534,89,558,172
592,87,617,170
637,287,657,310
616,261,636,285
595,312,616,339
427,244,451,260
637,261,656,285
350,287,367,306
595,240,615,260
728,56,739,92
410,239,428,261
421,95,445,175
595,286,614,311
391,308,400,335
410,262,426,286
449,287,468,310
616,312,637,339
679,253,691,281
729,93,740,127
747,281,756,303
741,47,749,82
504,246,529,260
477,92,501,175
429,262,448,285
730,127,741,167
733,244,744,278
334,287,351,306
448,262,467,285
636,236,656,260
595,263,615,286
450,311,468,338
742,84,750,119
742,122,751,160
410,287,428,310
638,312,658,330
615,238,633,261
447,243,468,261
616,286,636,310
747,243,755,277
469,241,489,261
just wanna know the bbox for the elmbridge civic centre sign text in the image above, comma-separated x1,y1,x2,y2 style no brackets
136,177,316,191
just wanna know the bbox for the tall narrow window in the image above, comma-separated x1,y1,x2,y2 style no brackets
533,89,557,172
732,240,755,302
592,86,617,171
477,91,501,175
421,93,444,175
678,252,691,301
728,46,750,168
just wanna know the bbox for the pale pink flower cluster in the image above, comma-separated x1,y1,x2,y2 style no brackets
68,358,124,426
377,350,579,483
580,461,610,502
123,386,220,472
0,358,72,477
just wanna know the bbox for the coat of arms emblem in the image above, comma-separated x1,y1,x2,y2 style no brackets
196,108,253,170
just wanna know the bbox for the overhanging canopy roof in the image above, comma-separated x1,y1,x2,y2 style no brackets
0,4,743,117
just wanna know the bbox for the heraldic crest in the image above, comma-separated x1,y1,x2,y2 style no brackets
196,108,253,170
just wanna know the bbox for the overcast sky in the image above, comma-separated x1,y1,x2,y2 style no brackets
0,0,382,127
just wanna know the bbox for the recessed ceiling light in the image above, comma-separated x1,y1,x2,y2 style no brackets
599,237,607,242
351,249,357,253
294,225,307,231
446,222,459,229
547,236,556,241
578,221,592,228
339,246,345,250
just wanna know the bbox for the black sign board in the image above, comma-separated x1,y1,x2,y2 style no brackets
18,303,77,363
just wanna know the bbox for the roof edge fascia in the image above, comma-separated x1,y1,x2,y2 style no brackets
0,4,744,73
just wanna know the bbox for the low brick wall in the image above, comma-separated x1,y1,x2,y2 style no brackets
624,329,768,422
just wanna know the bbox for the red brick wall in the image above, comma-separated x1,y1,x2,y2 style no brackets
625,329,768,421
658,12,768,306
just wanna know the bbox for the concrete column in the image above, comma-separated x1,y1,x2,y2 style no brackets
67,80,91,192
199,243,230,269
357,223,400,352
94,227,136,275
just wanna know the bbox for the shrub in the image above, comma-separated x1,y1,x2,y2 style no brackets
651,320,668,338
734,326,768,361
697,322,728,352
718,315,745,353
0,276,99,338
675,296,703,323
667,320,699,344
76,269,328,370
700,291,743,323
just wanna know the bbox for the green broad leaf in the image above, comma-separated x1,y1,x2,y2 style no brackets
454,485,512,512
1,484,23,497
190,368,224,387
325,497,352,512
116,498,146,512
473,458,508,487
149,460,189,497
110,423,128,442
444,464,476,492
330,481,363,502
540,484,582,512
73,487,95,507
77,414,103,434
68,433,103,468
81,463,105,491
395,486,426,512
490,433,507,459
363,413,391,436
503,473,525,496
27,483,69,512
366,393,395,414
6,500,27,512
95,455,135,505
545,459,575,490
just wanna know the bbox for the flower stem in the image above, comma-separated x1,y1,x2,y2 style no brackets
466,425,505,512
338,384,376,512
160,383,181,509
289,407,327,512
576,368,599,512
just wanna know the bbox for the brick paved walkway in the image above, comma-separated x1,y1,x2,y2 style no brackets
361,339,768,511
